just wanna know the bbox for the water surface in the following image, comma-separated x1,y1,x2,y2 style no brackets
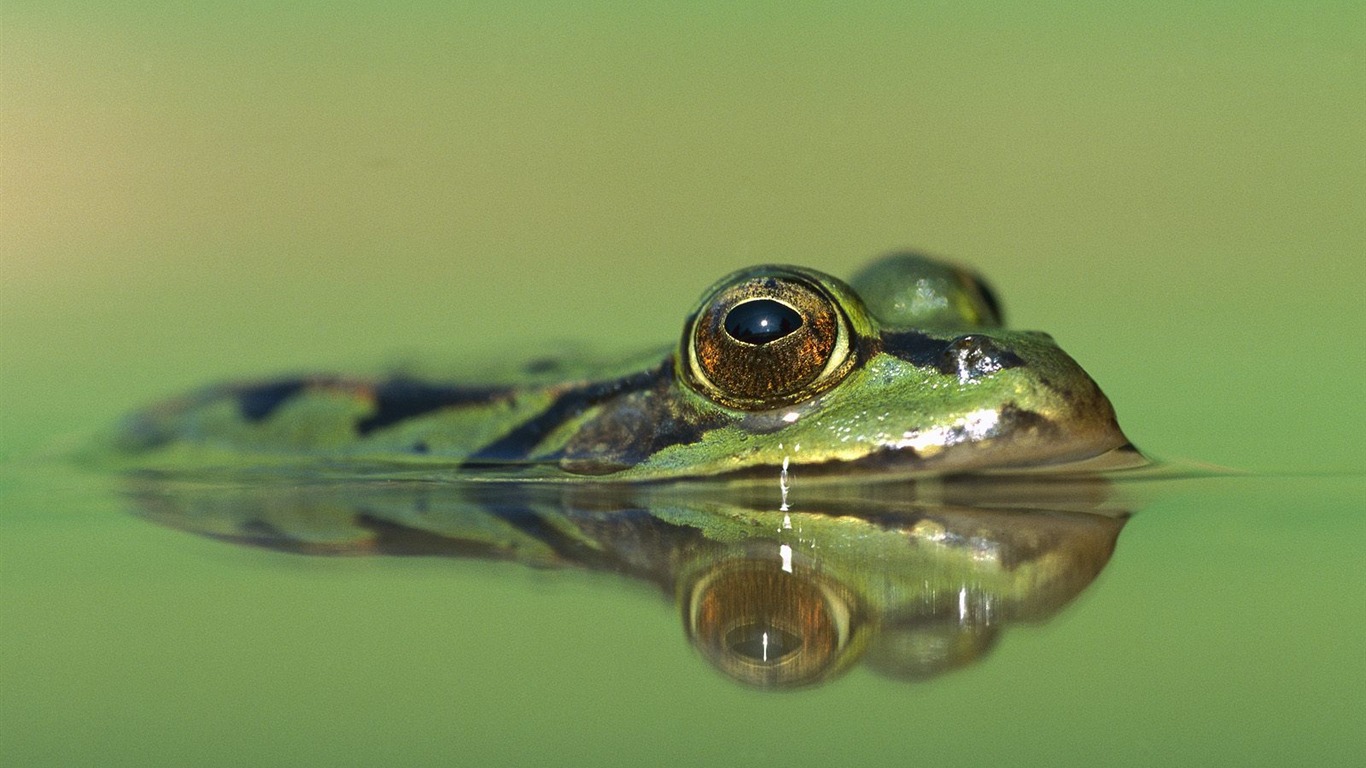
3,3,1363,766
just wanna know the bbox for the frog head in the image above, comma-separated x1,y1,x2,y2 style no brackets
608,254,1135,479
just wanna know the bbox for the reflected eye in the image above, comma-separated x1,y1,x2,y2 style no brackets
724,623,802,663
685,268,860,409
684,557,860,689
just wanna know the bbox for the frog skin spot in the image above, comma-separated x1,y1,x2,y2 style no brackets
236,379,310,422
555,369,733,475
460,364,671,468
522,357,562,375
879,331,1026,379
937,336,1025,380
878,331,953,368
355,378,513,435
994,403,1056,439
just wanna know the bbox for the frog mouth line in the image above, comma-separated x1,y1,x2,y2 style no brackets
660,442,1146,487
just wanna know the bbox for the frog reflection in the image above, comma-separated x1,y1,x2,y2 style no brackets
125,476,1128,689
679,501,1124,688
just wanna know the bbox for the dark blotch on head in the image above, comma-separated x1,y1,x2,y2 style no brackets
994,402,1055,442
881,331,950,368
724,299,803,345
236,380,308,422
937,335,1024,379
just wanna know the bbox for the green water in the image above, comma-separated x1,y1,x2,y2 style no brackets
3,3,1363,766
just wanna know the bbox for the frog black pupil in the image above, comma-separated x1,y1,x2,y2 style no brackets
724,300,803,345
725,624,801,663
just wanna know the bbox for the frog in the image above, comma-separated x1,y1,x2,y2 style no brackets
104,252,1138,482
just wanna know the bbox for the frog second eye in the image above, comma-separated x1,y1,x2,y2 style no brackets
685,269,857,409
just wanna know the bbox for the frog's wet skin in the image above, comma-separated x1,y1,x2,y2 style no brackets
107,253,1139,481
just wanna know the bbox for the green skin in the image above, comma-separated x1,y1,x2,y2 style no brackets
104,253,1136,482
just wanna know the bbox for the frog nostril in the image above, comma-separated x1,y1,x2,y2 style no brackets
939,335,1025,380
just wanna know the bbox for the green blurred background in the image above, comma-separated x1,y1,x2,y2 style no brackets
2,3,1363,767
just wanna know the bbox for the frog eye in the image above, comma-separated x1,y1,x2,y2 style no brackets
684,559,860,689
685,268,858,409
847,252,1005,328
